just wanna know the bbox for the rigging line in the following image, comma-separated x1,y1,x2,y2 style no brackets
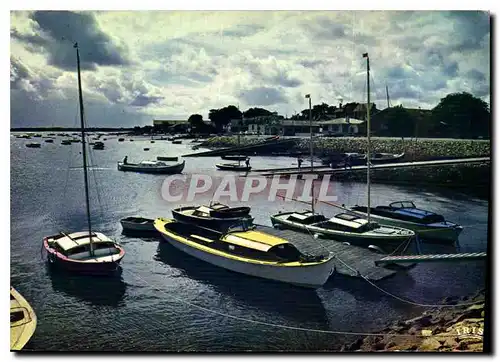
330,254,483,308
123,269,482,339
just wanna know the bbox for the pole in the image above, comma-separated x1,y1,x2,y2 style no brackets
365,53,371,222
75,43,93,255
309,96,313,172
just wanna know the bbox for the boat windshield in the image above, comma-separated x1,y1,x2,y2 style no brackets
227,219,255,233
389,201,416,209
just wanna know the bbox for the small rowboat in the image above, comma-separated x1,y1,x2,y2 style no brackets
26,143,41,148
120,217,156,233
118,160,185,174
215,163,251,172
221,155,247,161
172,140,182,144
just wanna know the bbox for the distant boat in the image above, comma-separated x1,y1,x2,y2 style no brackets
44,139,54,143
61,140,72,145
92,141,104,150
221,155,247,161
10,287,37,351
215,163,251,172
143,148,150,151
25,143,41,148
118,138,125,142
172,140,182,144
42,43,125,275
157,156,179,162
118,160,185,174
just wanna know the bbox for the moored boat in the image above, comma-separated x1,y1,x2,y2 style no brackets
118,159,185,174
43,232,125,274
221,155,247,161
44,139,54,143
215,163,251,172
271,211,415,252
42,43,125,275
157,156,179,162
154,218,335,288
350,201,463,242
10,287,37,351
172,140,182,144
120,217,156,234
172,202,253,231
25,143,41,148
92,141,104,150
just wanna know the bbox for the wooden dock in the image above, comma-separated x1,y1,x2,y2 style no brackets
254,225,414,281
252,157,490,177
375,252,487,266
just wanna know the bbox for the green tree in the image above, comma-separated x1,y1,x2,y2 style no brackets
188,114,204,131
209,105,242,132
243,107,273,118
430,92,490,138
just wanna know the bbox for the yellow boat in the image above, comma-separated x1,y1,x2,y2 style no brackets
154,218,335,288
10,287,37,351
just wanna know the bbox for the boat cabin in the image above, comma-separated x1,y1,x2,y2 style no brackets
287,212,328,225
50,232,121,261
318,213,378,233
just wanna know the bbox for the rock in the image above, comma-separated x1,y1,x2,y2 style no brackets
457,338,484,350
346,338,363,351
418,337,442,351
441,337,459,348
467,343,484,352
385,341,397,349
481,311,485,318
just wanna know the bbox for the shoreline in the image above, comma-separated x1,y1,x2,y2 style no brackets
340,289,486,352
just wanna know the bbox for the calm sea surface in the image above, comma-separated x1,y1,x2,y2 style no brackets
10,133,488,351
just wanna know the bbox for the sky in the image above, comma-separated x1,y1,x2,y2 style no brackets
10,10,490,128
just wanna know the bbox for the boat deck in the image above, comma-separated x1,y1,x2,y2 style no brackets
254,225,414,281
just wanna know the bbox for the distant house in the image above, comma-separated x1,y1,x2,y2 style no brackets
318,117,365,136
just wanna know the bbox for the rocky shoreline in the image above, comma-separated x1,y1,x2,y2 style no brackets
341,289,486,352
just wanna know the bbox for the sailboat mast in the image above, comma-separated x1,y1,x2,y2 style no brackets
75,43,93,254
364,53,371,222
386,84,390,108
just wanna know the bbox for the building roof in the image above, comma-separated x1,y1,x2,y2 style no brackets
318,118,365,125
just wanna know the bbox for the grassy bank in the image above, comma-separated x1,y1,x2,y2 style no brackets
201,137,490,161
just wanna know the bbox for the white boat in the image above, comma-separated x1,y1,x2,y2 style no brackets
271,211,414,251
10,287,37,350
154,218,336,288
351,201,463,242
117,160,185,174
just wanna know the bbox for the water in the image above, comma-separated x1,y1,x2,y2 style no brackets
10,134,488,351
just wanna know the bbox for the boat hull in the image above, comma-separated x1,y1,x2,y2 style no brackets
43,237,124,275
10,287,37,351
347,209,462,242
157,225,335,288
117,160,185,174
215,163,251,172
270,214,414,252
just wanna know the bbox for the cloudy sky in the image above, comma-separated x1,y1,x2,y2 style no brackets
10,10,490,128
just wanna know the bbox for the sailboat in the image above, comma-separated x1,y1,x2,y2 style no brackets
216,112,251,171
271,61,416,252
349,54,462,243
42,43,125,274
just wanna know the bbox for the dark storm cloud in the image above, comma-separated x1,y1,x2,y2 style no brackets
446,11,490,51
466,69,486,82
12,11,129,71
130,94,163,107
239,87,287,106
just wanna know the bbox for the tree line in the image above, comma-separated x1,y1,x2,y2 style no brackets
187,92,489,138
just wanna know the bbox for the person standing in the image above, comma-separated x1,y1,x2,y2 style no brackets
123,156,128,164
297,157,303,169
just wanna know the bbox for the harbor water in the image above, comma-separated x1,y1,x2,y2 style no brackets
10,134,488,351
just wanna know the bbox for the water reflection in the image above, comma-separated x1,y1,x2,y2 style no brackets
48,265,127,307
155,241,330,329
